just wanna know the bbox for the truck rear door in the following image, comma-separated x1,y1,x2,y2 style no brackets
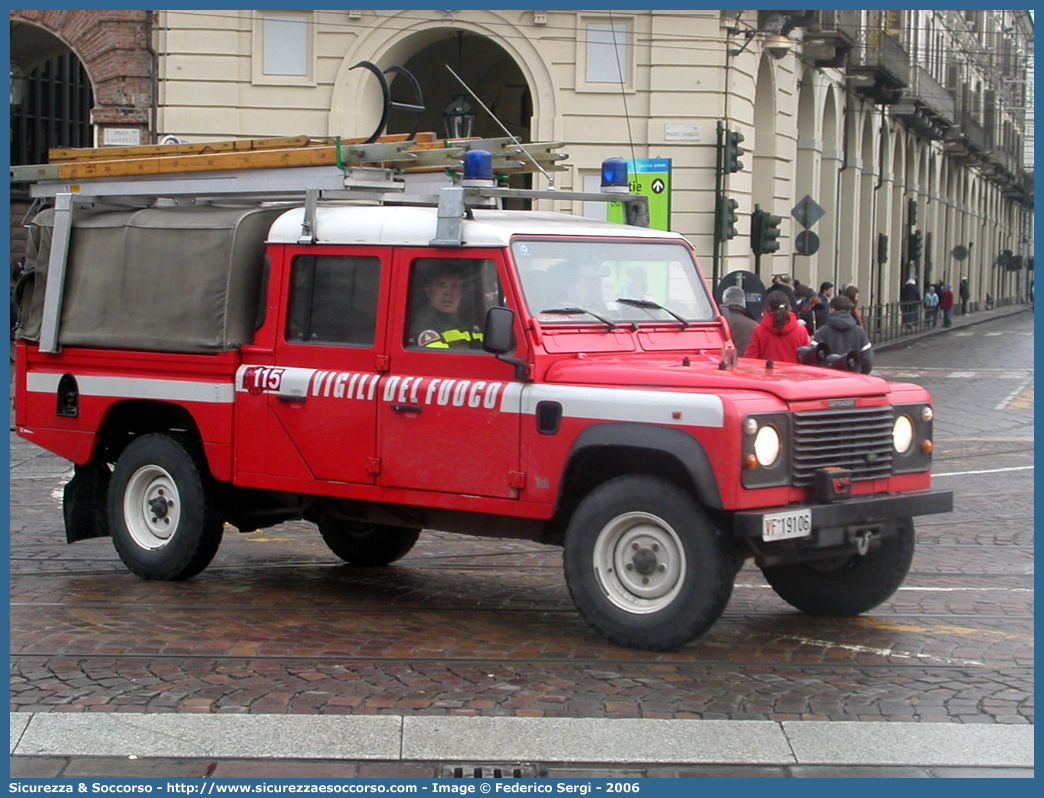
236,246,389,485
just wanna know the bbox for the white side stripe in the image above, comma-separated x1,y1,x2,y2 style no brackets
519,384,724,427
26,372,234,404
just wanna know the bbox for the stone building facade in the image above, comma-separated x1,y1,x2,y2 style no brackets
9,9,1034,308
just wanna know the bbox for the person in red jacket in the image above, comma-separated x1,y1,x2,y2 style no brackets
743,290,811,362
939,282,955,327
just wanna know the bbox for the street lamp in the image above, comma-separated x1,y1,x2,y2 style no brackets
10,57,27,106
443,92,475,140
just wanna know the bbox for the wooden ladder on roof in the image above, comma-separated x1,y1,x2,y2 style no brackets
11,132,568,184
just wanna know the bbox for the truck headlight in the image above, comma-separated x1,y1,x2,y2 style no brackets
754,425,782,466
892,414,915,453
742,412,790,488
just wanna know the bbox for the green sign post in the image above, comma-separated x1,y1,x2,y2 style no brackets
608,158,671,231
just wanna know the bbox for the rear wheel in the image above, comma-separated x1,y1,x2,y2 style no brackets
318,519,420,566
108,434,223,580
760,517,915,616
563,476,733,651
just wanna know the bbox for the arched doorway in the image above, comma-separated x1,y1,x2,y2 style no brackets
10,25,94,265
386,31,532,146
10,53,94,169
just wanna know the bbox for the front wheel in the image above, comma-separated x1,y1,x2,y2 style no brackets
760,517,915,616
563,476,733,651
108,434,223,580
318,519,420,566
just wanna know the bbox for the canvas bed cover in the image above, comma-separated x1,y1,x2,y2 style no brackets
16,204,289,354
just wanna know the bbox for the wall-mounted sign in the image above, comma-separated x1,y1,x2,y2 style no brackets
101,128,142,146
664,123,701,142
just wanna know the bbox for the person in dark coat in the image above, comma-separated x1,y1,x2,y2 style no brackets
744,290,810,363
900,278,921,329
721,285,756,357
959,277,970,315
798,289,828,334
843,284,863,327
814,294,873,374
770,274,799,310
818,281,834,307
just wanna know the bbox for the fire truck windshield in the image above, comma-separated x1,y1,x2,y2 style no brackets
511,238,715,324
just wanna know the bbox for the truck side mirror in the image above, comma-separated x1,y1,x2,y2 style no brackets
483,306,530,381
483,306,515,354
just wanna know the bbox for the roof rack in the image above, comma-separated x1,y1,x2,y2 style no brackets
11,133,568,199
19,133,647,352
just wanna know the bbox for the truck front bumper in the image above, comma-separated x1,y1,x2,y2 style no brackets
732,489,953,565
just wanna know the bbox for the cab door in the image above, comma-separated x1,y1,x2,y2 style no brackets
376,249,523,499
246,246,389,484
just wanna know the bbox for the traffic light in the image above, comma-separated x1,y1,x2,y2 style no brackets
723,130,745,173
716,195,739,240
908,230,923,261
751,208,781,255
907,197,918,228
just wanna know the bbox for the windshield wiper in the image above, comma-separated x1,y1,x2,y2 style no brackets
615,297,691,328
539,307,619,329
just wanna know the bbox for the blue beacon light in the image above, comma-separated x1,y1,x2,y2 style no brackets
462,149,495,186
601,157,630,193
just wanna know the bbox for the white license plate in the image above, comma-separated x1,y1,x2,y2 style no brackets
762,509,813,541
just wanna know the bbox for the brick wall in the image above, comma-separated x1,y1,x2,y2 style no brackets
10,10,153,263
12,9,152,126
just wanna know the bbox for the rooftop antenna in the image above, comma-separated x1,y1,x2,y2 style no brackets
445,63,556,189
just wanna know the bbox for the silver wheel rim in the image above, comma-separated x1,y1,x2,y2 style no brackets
593,511,686,614
123,464,180,550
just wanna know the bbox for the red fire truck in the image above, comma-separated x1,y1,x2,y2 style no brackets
13,138,951,650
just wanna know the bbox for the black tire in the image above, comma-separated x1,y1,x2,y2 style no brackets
63,460,111,543
563,475,733,651
107,434,223,580
318,519,421,566
760,517,915,616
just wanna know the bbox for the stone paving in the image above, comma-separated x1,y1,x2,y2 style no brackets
10,756,1036,779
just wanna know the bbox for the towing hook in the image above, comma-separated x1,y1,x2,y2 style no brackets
855,531,873,556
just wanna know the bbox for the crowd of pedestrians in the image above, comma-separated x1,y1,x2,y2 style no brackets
729,268,1019,374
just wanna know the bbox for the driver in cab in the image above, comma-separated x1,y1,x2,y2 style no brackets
408,263,484,349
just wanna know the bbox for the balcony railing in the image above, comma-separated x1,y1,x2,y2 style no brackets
959,110,990,152
849,31,911,93
909,66,956,125
807,9,861,41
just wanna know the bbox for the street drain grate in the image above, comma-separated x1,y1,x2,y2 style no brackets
440,764,537,778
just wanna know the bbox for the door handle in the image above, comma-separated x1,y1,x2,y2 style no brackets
391,404,422,413
277,393,306,403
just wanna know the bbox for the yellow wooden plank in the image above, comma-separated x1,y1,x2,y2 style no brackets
48,136,316,162
48,147,343,179
49,132,440,163
19,133,565,183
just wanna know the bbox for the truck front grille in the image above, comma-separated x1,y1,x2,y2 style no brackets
792,407,894,486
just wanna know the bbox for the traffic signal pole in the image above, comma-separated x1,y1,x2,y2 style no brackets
752,203,763,279
713,122,744,287
713,121,724,287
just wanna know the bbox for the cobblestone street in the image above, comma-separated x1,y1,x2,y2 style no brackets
8,308,1034,776
9,309,1033,727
